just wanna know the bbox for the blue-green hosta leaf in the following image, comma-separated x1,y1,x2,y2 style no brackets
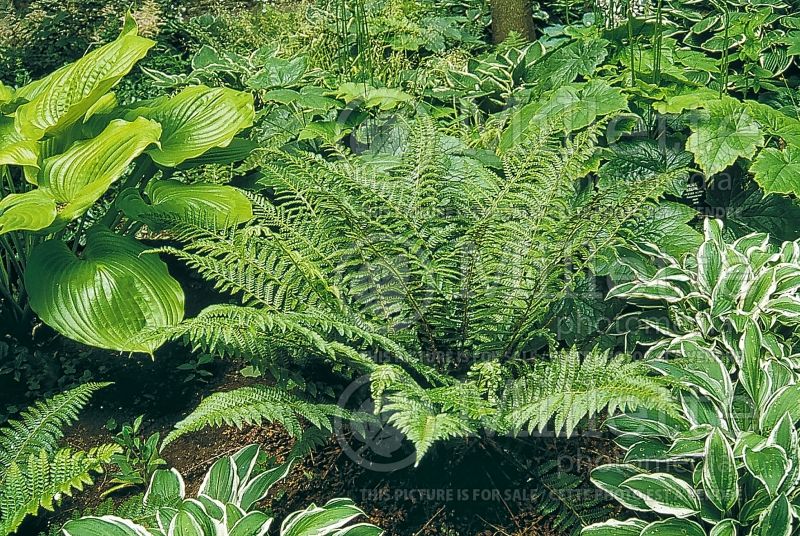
38,117,162,227
0,190,57,234
751,146,800,196
751,494,792,536
640,518,705,536
25,228,184,353
744,445,789,497
14,19,154,140
686,98,764,176
581,519,647,535
280,498,368,536
62,516,152,536
134,86,254,167
620,473,701,517
703,428,738,512
118,179,252,229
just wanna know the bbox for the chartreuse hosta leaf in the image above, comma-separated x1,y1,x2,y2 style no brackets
0,190,57,235
36,117,162,228
118,179,253,228
24,228,184,353
13,16,154,140
131,86,255,167
686,97,764,176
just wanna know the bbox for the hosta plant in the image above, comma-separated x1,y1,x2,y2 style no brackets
584,219,800,535
0,15,255,351
62,443,382,536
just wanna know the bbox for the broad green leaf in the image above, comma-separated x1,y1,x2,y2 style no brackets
238,460,293,511
581,519,648,535
751,146,800,196
169,510,203,536
526,39,609,91
709,519,737,536
0,140,39,182
686,98,764,176
334,524,384,536
62,516,152,536
0,190,57,235
620,473,701,517
590,464,649,511
280,498,364,536
14,20,154,140
653,88,720,114
144,468,185,508
38,117,162,227
199,456,237,503
25,228,184,353
743,446,789,497
697,239,722,296
760,385,800,431
134,86,255,167
640,518,705,536
118,179,252,228
703,428,738,512
229,512,272,536
751,494,791,536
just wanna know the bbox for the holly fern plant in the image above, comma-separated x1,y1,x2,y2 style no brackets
0,15,255,351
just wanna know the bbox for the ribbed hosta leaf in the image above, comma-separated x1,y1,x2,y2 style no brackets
118,179,252,228
38,117,161,228
25,228,184,353
13,19,154,140
0,190,57,235
133,86,254,167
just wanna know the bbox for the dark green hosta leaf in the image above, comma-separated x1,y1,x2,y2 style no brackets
703,428,738,512
686,98,764,176
751,146,800,196
751,494,792,536
743,445,789,497
118,179,253,228
620,473,701,517
134,86,255,167
14,18,154,140
640,518,705,536
0,190,57,235
37,117,162,228
25,228,184,353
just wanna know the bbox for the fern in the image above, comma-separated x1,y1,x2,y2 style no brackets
163,385,355,447
503,348,676,436
0,382,111,472
0,445,118,535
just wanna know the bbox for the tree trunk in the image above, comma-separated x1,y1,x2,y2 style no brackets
490,0,536,43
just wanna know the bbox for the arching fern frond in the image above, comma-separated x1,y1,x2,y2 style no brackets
503,348,676,437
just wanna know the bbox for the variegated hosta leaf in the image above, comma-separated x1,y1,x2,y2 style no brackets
619,473,701,517
280,498,369,536
703,428,738,512
63,516,152,536
0,190,57,235
37,117,161,228
589,464,649,511
582,518,647,535
132,86,255,167
25,228,184,353
751,494,792,536
13,17,154,140
743,445,789,497
640,518,705,536
118,179,253,228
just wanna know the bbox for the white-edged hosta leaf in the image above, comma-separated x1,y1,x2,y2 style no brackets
332,523,384,536
144,468,185,509
133,86,254,167
686,98,764,176
0,189,57,235
751,494,791,536
169,510,203,536
62,515,152,536
229,512,273,536
14,19,154,140
581,519,648,535
589,464,649,511
751,146,800,197
703,428,738,512
760,385,800,432
238,460,293,512
620,473,701,517
25,228,184,353
280,498,365,536
38,117,162,227
743,445,789,497
709,519,737,536
118,179,252,228
640,518,705,536
199,455,237,504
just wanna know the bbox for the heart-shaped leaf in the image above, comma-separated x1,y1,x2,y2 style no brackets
0,190,57,235
133,86,254,167
25,228,184,353
38,117,162,228
14,18,154,140
118,179,252,228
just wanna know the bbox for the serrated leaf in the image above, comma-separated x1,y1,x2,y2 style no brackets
751,146,800,196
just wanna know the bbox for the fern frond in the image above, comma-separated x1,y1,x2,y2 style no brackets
163,385,352,447
503,348,676,436
0,382,111,472
0,444,118,535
